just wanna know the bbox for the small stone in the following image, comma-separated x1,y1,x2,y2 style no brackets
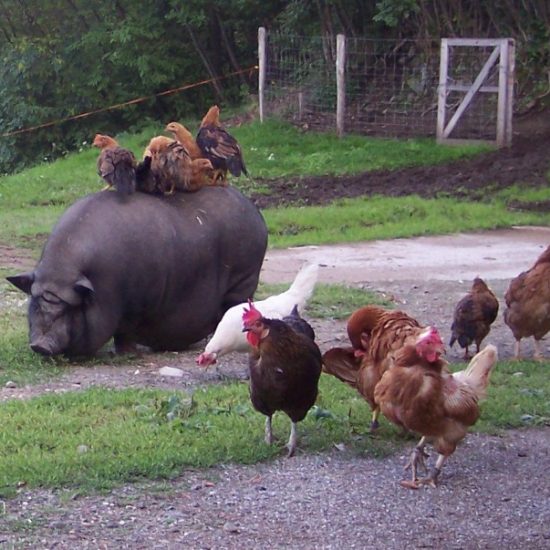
76,444,89,454
223,521,240,533
5,380,17,388
158,366,184,378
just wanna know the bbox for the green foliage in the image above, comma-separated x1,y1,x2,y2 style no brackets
373,0,419,27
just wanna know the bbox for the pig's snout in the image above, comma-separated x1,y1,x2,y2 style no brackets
30,336,58,356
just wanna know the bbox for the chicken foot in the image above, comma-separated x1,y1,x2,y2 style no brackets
414,453,447,488
402,451,447,489
286,421,298,458
264,416,298,458
401,437,429,489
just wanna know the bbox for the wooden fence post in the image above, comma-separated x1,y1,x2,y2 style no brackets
258,27,266,123
336,34,346,137
436,39,449,143
504,39,515,147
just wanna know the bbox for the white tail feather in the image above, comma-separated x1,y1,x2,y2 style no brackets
452,344,498,400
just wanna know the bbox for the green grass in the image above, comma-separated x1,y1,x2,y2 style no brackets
264,194,550,248
0,358,547,498
234,119,491,178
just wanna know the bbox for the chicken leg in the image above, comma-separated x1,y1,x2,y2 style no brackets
370,408,380,431
414,453,447,488
401,437,429,489
265,416,273,445
287,421,298,458
534,338,544,361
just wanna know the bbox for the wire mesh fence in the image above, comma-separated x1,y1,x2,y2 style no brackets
262,32,508,141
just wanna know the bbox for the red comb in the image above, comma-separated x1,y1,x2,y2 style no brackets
418,326,443,345
242,299,262,327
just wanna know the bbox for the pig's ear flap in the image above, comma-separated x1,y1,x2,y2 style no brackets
74,276,94,296
6,272,35,294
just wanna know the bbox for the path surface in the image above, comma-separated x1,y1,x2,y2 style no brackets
261,225,550,284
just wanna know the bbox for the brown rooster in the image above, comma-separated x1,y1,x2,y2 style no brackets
449,277,499,360
242,300,322,457
504,244,550,360
322,305,426,431
374,329,497,489
196,105,248,183
92,134,136,195
165,121,203,159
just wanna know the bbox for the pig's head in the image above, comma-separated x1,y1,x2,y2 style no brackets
7,271,94,356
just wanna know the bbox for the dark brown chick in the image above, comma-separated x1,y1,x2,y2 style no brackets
242,301,322,457
196,105,248,183
449,277,499,360
92,134,136,195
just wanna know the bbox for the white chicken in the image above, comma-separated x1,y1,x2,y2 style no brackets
196,263,319,367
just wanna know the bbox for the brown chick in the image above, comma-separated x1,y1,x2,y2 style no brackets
375,330,497,489
242,300,322,458
449,277,499,360
92,134,136,195
144,136,192,194
504,245,550,360
196,105,248,183
190,158,222,189
322,305,426,432
165,121,203,159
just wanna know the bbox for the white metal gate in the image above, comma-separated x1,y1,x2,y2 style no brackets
437,38,515,147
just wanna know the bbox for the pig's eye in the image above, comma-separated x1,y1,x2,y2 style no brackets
41,291,62,305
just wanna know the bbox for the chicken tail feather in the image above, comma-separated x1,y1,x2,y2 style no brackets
286,263,319,305
322,347,361,389
114,163,136,195
452,344,498,399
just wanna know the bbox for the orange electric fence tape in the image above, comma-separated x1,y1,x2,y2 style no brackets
0,66,259,138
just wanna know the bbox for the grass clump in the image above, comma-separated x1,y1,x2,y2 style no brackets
0,380,390,497
0,358,547,498
264,195,550,248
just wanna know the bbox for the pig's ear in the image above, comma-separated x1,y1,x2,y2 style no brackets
74,277,94,296
6,272,35,294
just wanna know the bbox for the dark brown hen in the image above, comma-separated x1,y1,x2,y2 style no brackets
449,277,499,360
242,301,321,457
196,105,248,183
